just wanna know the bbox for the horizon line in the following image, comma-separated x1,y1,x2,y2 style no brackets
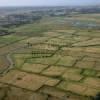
0,4,99,7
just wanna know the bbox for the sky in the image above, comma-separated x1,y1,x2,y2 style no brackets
0,0,100,6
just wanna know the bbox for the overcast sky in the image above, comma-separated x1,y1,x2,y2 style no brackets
0,0,100,6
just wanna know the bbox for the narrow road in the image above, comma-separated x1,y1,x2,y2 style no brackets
2,54,14,75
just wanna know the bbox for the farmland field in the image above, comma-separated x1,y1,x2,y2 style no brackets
0,7,100,100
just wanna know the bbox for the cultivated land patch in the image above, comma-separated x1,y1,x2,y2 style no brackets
21,63,48,73
0,28,100,100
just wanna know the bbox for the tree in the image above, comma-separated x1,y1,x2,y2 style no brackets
94,93,100,100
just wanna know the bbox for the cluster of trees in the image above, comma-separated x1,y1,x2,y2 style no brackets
0,13,42,28
94,93,100,100
78,7,100,14
0,28,14,36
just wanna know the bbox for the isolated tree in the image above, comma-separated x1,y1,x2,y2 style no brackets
27,42,32,47
31,51,34,58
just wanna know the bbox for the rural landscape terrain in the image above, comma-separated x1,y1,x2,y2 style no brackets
0,6,100,100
